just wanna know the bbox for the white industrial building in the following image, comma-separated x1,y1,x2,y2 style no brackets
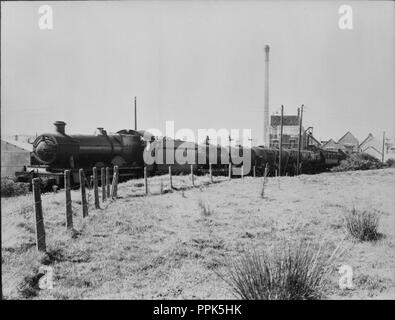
1,138,32,178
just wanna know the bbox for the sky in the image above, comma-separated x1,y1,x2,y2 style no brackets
1,0,394,145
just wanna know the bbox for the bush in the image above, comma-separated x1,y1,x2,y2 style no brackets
345,208,380,241
221,242,342,300
385,158,395,167
1,178,30,197
331,153,382,172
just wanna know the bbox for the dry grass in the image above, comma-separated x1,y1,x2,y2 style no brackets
1,169,394,299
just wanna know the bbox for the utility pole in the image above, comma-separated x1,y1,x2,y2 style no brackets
382,131,385,163
134,96,137,131
279,105,284,176
228,135,233,165
296,104,304,175
205,135,210,165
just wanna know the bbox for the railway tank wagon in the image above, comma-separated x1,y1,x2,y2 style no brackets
145,137,200,176
17,121,146,186
145,137,231,176
251,146,278,176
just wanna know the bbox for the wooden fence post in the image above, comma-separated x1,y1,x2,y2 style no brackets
144,167,148,195
101,167,106,202
228,163,232,180
191,164,194,186
64,170,73,229
106,167,110,198
264,163,269,178
169,166,172,189
93,167,100,209
111,165,119,199
79,169,88,217
209,163,213,183
33,178,46,251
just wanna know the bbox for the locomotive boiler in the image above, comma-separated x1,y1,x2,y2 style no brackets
18,121,145,186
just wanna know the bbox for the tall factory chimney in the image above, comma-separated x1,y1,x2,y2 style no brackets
264,45,270,147
134,96,137,131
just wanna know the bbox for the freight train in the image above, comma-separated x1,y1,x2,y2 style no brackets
15,121,347,188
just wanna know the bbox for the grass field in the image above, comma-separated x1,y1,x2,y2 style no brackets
2,168,395,299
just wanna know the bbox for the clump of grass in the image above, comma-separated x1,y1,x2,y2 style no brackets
198,198,213,216
220,242,343,300
345,208,380,241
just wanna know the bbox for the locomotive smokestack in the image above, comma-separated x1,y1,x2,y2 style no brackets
264,44,270,147
54,121,66,135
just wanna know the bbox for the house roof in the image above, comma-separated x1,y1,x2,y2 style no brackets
270,115,299,126
322,139,340,149
337,131,359,145
1,138,33,152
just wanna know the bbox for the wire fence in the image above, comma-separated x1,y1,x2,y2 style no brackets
1,164,244,298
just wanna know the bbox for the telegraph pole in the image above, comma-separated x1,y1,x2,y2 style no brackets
382,131,385,163
279,105,284,176
296,104,304,175
205,135,210,165
228,135,233,164
134,96,137,130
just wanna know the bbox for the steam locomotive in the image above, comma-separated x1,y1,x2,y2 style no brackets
16,121,346,187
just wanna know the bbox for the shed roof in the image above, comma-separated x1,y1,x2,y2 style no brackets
1,139,33,152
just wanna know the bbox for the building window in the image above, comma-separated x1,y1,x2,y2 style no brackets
271,139,279,148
